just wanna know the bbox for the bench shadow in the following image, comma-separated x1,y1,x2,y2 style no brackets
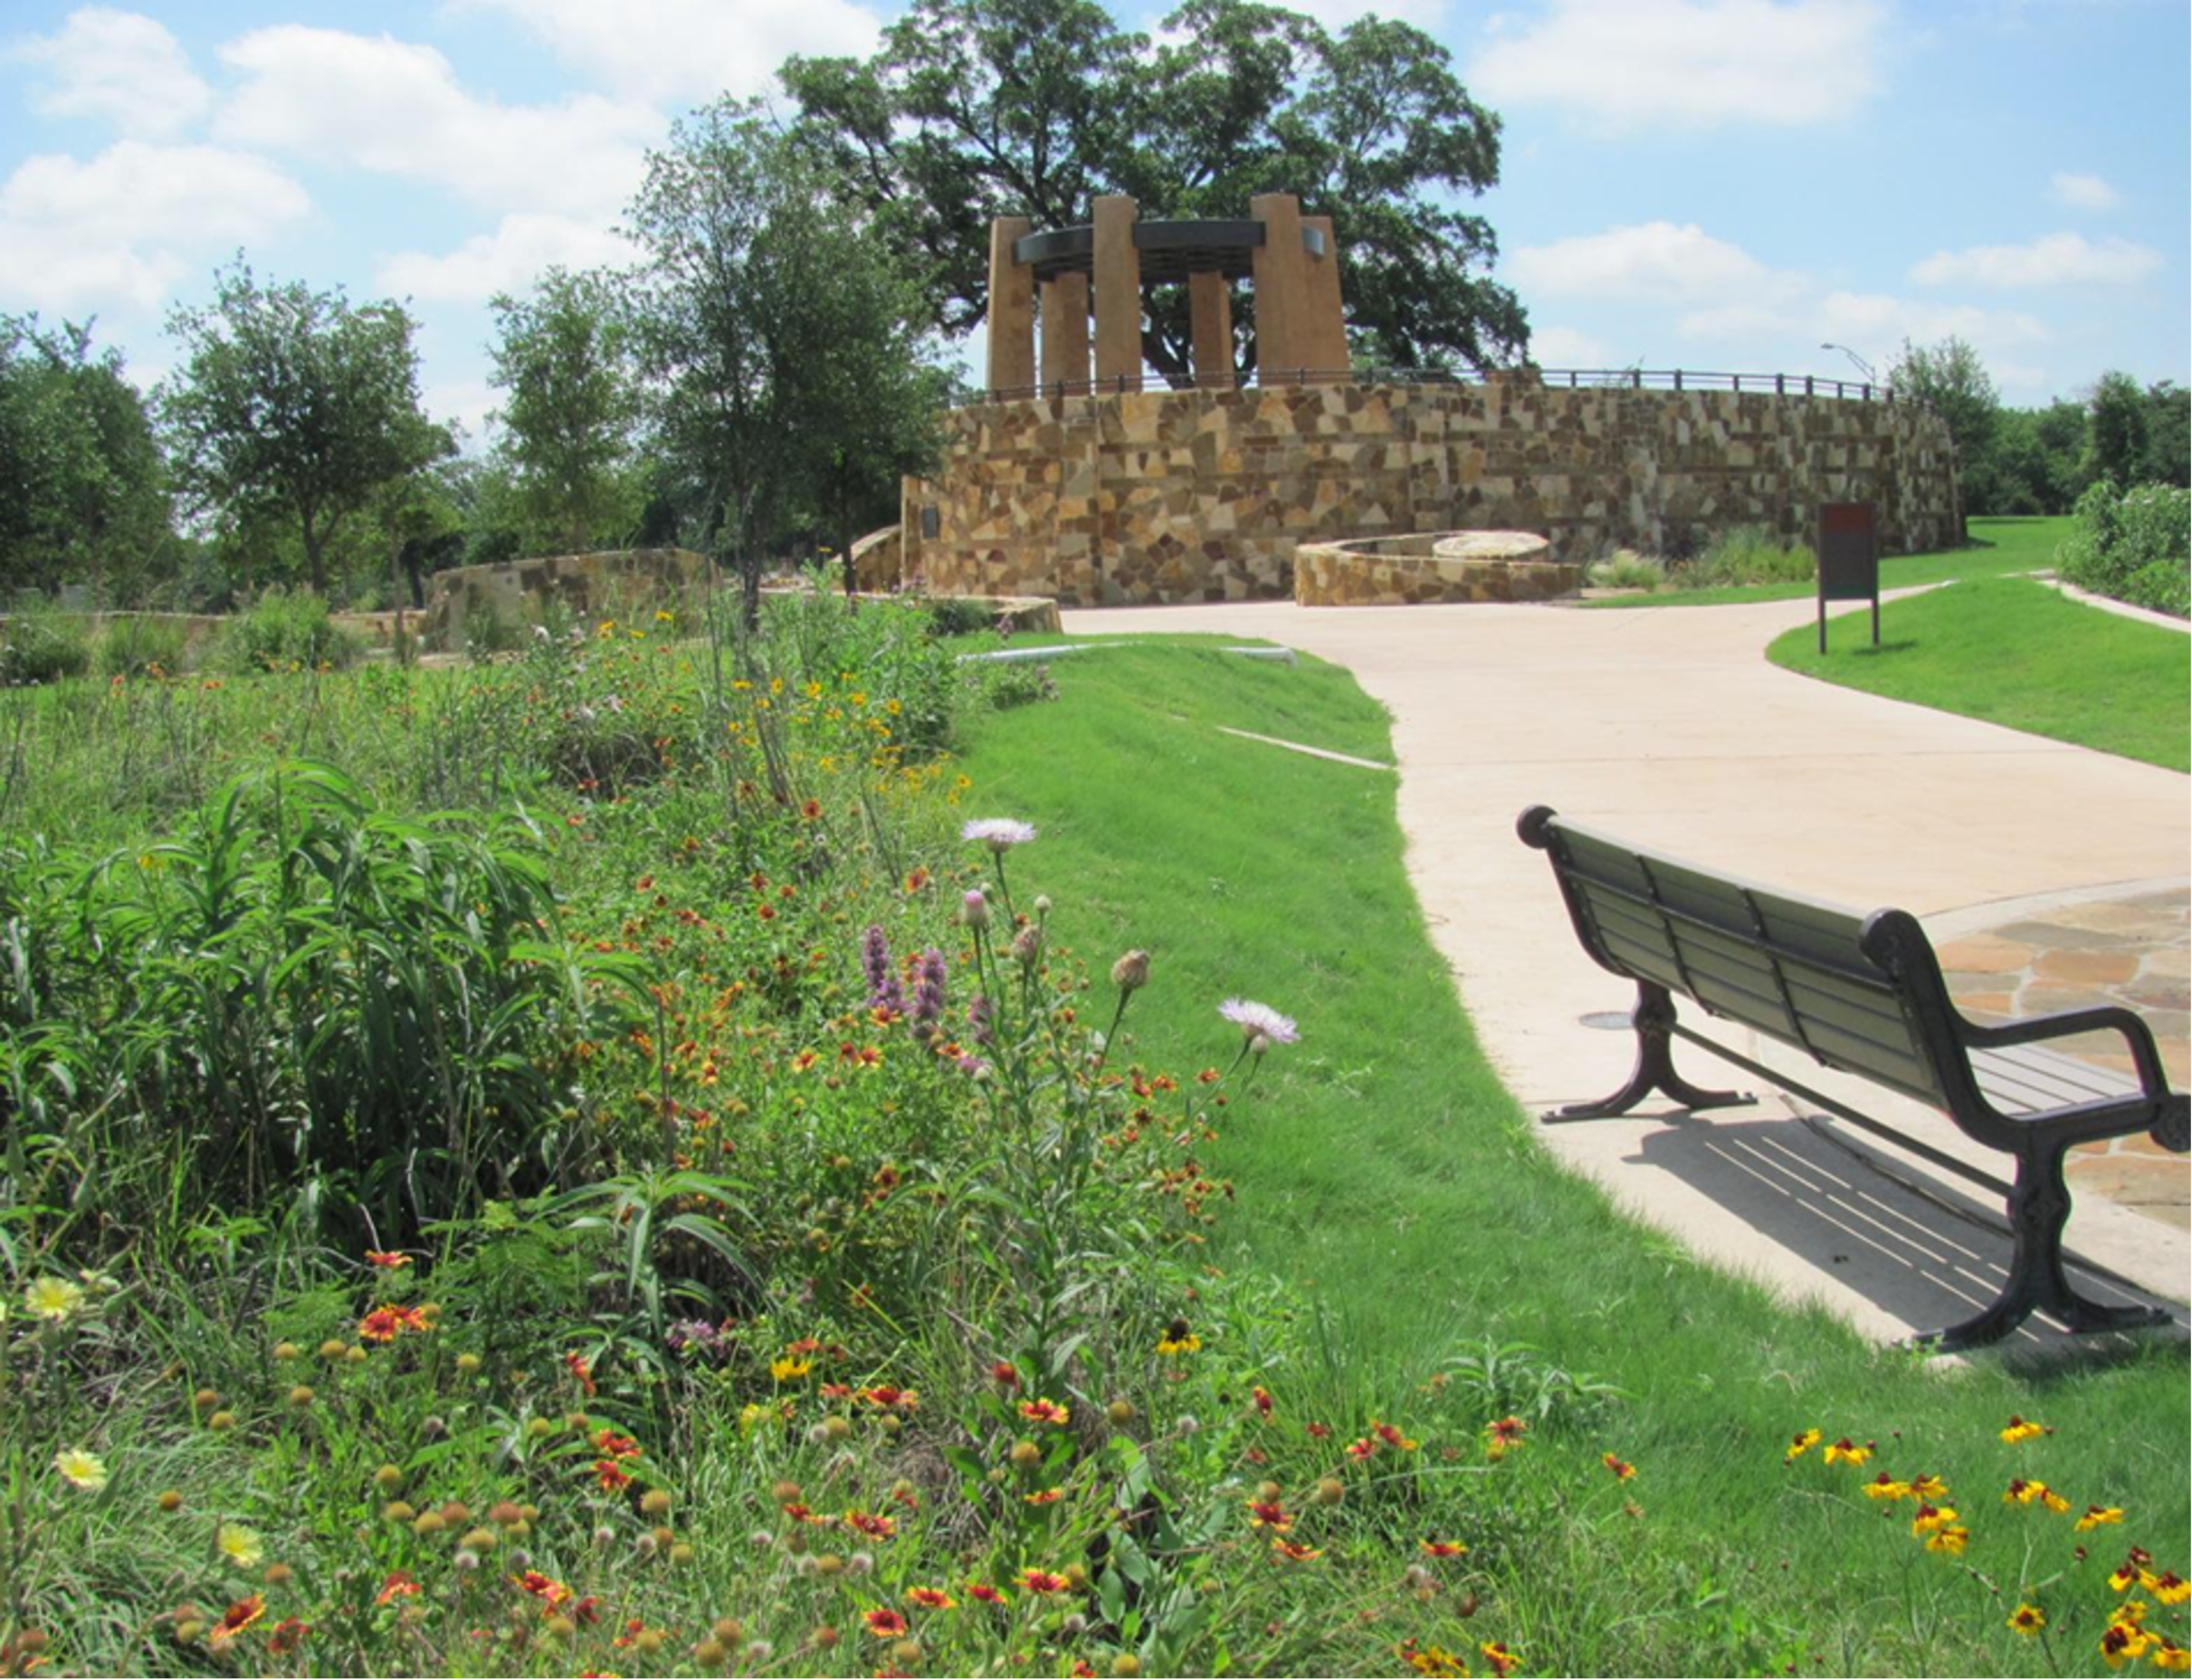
1625,1112,2188,1359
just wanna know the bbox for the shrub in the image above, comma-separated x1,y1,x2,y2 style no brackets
1586,549,1665,590
96,614,191,677
1674,525,1816,590
2056,480,2190,618
0,602,91,684
221,587,366,672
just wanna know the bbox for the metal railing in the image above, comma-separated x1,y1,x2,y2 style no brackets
962,367,1885,406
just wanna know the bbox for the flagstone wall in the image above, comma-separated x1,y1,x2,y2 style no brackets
901,381,1960,607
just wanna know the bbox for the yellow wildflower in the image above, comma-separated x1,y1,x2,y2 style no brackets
24,1276,85,1322
216,1523,264,1569
54,1448,108,1491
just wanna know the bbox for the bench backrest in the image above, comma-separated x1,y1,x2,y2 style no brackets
1526,810,1949,1107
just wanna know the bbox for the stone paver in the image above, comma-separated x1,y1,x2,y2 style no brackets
1930,884,2189,1230
1065,593,2191,1345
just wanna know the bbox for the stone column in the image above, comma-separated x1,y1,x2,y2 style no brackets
986,216,1034,396
1040,270,1091,393
1249,194,1310,385
1301,215,1349,380
1091,195,1142,394
1188,271,1234,389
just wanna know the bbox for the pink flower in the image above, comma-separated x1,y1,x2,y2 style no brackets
1219,998,1298,1049
961,818,1037,851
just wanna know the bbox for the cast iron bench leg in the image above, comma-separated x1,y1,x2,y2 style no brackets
1547,981,1756,1122
1919,1139,2171,1351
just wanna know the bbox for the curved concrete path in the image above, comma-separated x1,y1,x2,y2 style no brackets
1063,593,2191,1350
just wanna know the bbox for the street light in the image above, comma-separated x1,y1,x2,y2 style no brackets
1820,341,1875,382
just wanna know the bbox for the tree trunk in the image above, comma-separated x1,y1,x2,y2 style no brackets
300,507,328,596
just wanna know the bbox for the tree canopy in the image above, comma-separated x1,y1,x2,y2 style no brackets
782,0,1529,382
161,262,449,595
624,102,950,620
0,315,171,600
488,268,645,555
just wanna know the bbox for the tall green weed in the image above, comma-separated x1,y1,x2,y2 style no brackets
2057,480,2190,617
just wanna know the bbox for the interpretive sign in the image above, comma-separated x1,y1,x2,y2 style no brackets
1816,501,1880,653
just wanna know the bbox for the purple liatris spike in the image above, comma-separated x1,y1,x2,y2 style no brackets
913,948,948,1026
860,924,891,1002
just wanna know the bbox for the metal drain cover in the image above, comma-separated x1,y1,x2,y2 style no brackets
1578,1011,1632,1030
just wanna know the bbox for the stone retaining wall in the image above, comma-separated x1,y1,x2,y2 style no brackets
423,549,709,648
902,382,1960,607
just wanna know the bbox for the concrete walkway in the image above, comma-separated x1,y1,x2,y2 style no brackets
1063,593,2191,1350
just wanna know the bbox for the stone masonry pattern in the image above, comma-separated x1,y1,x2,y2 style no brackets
903,381,1961,608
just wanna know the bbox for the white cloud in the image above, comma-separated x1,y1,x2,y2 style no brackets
378,213,639,303
1472,0,1884,129
10,7,213,138
1527,324,1610,366
213,25,661,220
453,0,883,105
1509,222,1792,301
1911,231,2160,290
0,140,311,314
2047,171,2121,212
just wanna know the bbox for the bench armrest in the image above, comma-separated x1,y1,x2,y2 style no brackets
1959,1005,2176,1100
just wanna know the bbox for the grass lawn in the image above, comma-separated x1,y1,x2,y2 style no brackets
1590,516,2071,608
1768,575,2191,772
958,639,2189,1676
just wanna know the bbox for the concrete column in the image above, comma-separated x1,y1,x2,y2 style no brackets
1188,271,1234,389
1249,194,1310,385
1301,215,1349,380
986,216,1034,396
1091,195,1142,393
1040,270,1090,393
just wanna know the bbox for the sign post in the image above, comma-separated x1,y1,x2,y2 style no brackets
1816,501,1880,654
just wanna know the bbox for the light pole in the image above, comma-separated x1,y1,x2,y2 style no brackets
1820,341,1875,383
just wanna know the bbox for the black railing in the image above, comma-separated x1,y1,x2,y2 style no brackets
963,367,1885,406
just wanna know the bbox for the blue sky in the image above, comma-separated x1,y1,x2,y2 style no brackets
3,0,2184,444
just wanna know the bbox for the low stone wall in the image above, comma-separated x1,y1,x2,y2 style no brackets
423,549,709,648
902,381,1961,607
849,527,903,593
1294,530,1577,606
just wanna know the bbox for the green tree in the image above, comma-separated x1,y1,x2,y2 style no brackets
1990,400,2090,515
161,261,444,596
625,101,949,624
0,315,171,600
2083,369,2149,490
782,0,1528,382
2139,379,2188,489
487,268,644,554
1887,336,1999,515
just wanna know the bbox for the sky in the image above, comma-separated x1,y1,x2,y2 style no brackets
2,0,2185,446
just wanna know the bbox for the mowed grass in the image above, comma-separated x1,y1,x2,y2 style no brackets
958,641,2188,1676
1769,575,2190,772
1591,515,2072,608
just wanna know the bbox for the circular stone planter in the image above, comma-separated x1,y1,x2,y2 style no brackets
1293,530,1579,606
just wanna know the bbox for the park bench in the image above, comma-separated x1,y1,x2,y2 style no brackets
1518,804,2189,1351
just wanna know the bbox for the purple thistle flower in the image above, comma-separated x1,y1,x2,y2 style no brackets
1219,998,1299,1051
912,948,948,1026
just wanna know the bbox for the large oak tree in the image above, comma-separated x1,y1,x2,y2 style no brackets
782,0,1530,382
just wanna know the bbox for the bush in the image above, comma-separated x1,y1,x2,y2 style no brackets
96,614,191,676
1674,525,1816,590
1586,549,1665,590
2056,480,2190,618
221,587,366,672
0,602,91,684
